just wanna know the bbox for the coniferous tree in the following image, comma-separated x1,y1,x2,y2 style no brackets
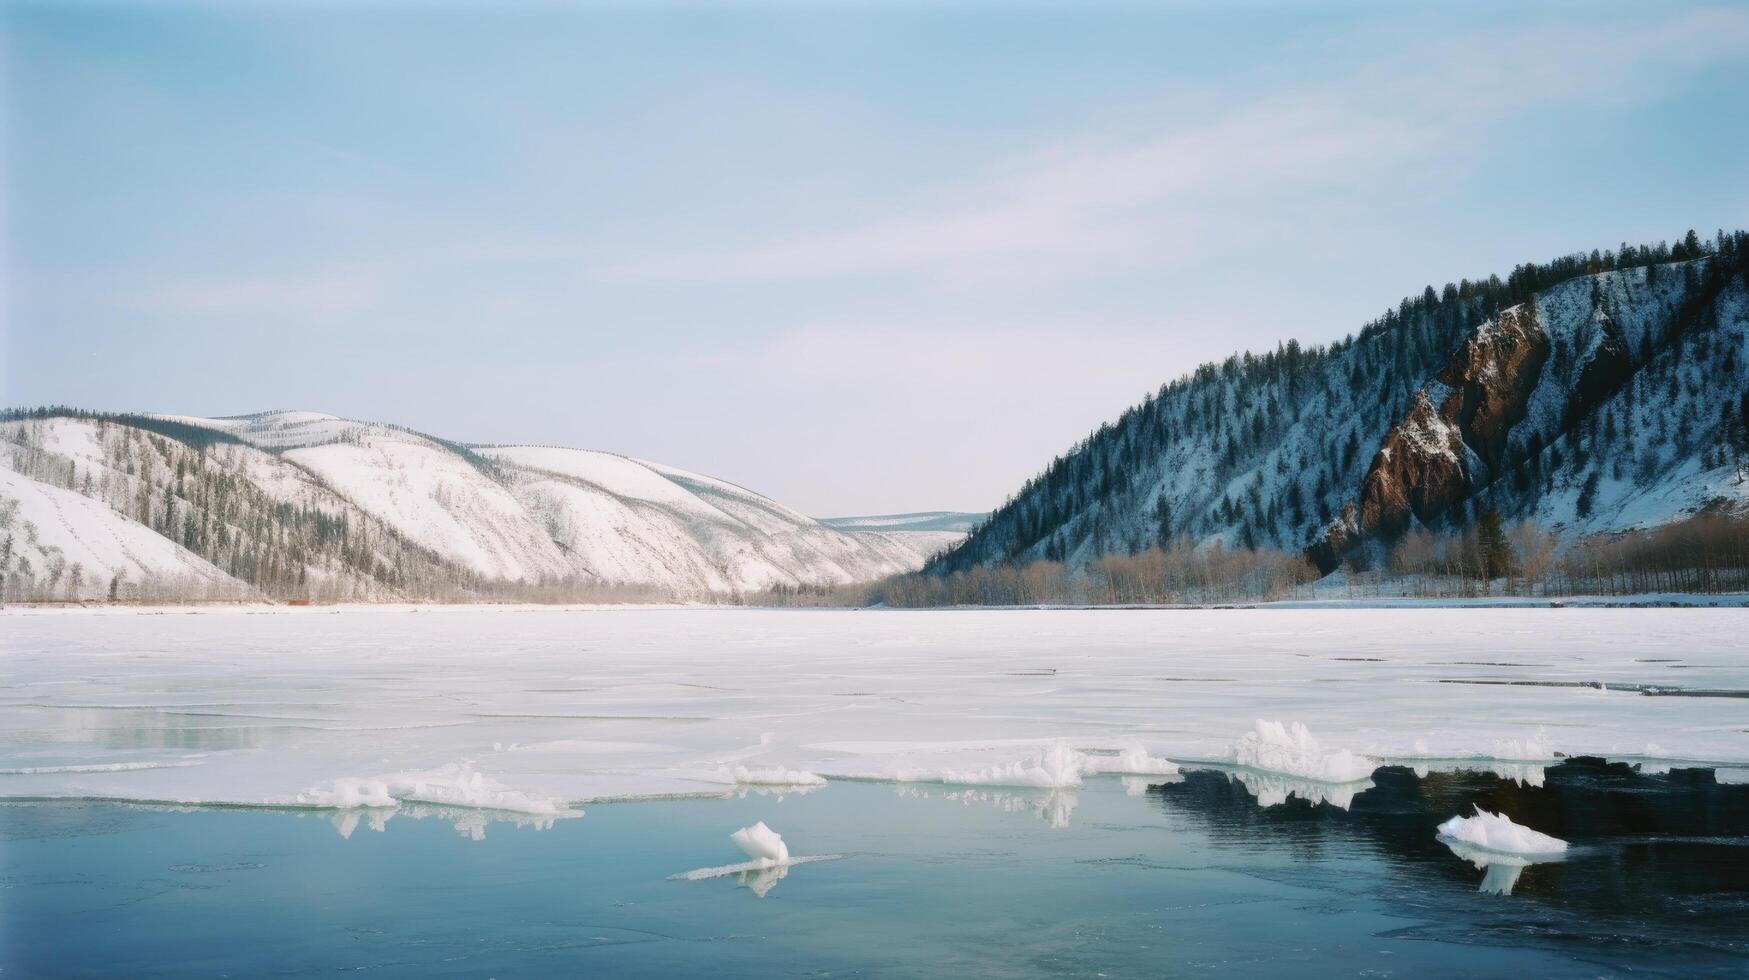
1477,508,1512,580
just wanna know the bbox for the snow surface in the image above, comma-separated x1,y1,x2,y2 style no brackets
0,468,243,599
1437,806,1569,856
283,436,572,582
3,608,1746,823
821,512,984,533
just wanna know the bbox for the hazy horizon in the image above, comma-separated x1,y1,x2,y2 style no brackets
5,1,1747,516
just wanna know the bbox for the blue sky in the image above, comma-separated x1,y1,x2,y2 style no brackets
4,1,1747,515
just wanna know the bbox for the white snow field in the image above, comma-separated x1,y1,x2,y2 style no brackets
2,607,1745,821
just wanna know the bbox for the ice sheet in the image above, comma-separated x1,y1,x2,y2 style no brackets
3,607,1746,812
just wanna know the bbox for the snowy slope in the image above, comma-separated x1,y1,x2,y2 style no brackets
1,415,465,600
482,445,953,590
1501,269,1749,534
3,410,951,597
150,411,573,582
822,511,984,533
0,468,245,600
283,437,570,582
940,243,1749,575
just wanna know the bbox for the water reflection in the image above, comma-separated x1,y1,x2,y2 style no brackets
893,784,1081,828
1409,760,1546,787
1224,769,1373,809
736,862,786,897
1439,839,1563,895
315,803,570,840
1151,759,1749,922
718,782,824,802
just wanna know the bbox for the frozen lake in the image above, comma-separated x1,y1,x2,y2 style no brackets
5,607,1749,975
3,607,1747,810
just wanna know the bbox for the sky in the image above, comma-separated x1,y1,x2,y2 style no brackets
3,1,1747,516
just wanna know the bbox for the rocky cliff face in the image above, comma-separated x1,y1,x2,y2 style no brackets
1318,300,1550,569
1354,391,1471,543
1438,303,1550,470
1570,311,1633,426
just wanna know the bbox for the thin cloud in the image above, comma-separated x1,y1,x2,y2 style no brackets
596,8,1749,287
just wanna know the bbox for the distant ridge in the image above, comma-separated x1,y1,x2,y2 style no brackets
822,512,985,534
0,408,966,601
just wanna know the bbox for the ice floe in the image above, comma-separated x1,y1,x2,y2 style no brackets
670,822,841,895
1436,806,1568,856
1229,720,1377,783
731,820,788,863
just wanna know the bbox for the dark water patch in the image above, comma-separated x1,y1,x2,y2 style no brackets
1439,678,1749,698
6,769,1747,977
1151,760,1749,970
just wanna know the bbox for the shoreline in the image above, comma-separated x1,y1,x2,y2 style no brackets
6,592,1749,616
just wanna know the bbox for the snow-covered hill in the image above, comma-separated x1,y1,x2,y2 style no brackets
480,445,961,591
0,410,957,600
936,233,1749,576
0,468,244,600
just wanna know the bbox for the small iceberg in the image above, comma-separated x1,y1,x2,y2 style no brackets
670,822,841,896
731,820,788,863
1436,806,1568,856
1230,720,1376,784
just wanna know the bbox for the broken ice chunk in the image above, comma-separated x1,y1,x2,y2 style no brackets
730,821,790,864
1436,806,1568,855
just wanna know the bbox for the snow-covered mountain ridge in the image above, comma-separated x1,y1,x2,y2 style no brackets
936,233,1749,576
0,410,961,600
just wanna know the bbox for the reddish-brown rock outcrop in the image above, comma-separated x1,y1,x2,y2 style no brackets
1434,303,1550,471
1308,301,1550,571
1355,391,1470,541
